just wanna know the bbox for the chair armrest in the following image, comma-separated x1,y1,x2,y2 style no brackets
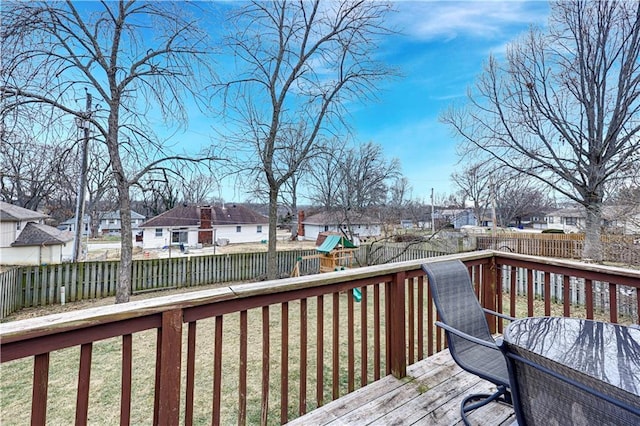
483,308,517,322
435,321,501,350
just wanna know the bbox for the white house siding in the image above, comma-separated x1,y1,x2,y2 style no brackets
0,244,72,265
213,224,267,244
0,222,17,247
142,224,268,249
141,227,199,250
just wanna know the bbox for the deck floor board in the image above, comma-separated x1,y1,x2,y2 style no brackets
288,350,515,425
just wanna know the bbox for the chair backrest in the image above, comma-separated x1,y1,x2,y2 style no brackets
422,260,500,368
422,260,494,347
503,342,640,426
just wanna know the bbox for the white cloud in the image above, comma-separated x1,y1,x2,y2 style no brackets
392,0,548,41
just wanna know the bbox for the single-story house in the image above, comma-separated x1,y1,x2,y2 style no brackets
540,205,640,234
299,210,382,245
1,201,74,265
139,204,269,249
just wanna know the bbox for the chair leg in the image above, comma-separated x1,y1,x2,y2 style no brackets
460,386,511,426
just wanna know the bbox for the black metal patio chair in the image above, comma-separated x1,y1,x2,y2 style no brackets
422,259,515,425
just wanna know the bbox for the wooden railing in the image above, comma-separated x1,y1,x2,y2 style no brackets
1,251,638,425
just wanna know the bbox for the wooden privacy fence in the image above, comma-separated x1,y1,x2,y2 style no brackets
0,244,446,319
477,233,640,264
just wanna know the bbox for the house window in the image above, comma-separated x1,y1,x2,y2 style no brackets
565,217,577,226
236,226,242,233
171,230,188,244
16,222,21,231
257,225,262,233
155,228,163,237
324,225,329,232
547,217,554,223
109,219,116,224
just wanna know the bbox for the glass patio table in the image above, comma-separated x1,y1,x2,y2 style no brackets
502,317,640,425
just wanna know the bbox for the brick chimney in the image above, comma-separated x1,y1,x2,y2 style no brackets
199,205,213,245
297,210,305,238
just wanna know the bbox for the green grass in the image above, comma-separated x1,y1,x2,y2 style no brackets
0,291,389,425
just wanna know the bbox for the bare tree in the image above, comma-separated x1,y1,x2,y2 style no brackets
441,1,640,261
2,1,217,302
494,175,554,228
333,142,400,211
305,139,349,210
219,0,395,279
451,162,492,227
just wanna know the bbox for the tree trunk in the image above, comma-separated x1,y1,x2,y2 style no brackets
583,202,603,262
267,187,279,280
116,193,133,303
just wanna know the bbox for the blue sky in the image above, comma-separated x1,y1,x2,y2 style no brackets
172,1,551,203
348,0,550,203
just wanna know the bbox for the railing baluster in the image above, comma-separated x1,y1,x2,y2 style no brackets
185,322,196,426
361,286,368,387
212,315,223,426
332,293,339,399
239,310,247,425
527,268,534,316
544,272,551,316
261,306,270,424
609,283,618,323
417,277,424,360
157,309,182,425
31,352,49,426
316,295,324,407
374,283,381,380
300,298,308,415
347,290,354,393
510,266,517,318
280,302,289,424
408,277,415,363
563,275,571,317
120,333,132,426
75,343,92,426
585,279,594,319
388,272,406,378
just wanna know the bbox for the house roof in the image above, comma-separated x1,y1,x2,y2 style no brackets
101,210,145,220
317,234,357,253
0,201,48,222
303,211,380,226
11,222,74,247
141,204,268,228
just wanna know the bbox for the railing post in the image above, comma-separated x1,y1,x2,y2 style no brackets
155,309,183,425
387,271,406,378
483,258,498,334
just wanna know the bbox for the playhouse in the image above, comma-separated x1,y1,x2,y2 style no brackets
291,232,358,276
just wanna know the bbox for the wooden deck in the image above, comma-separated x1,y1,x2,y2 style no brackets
288,350,515,425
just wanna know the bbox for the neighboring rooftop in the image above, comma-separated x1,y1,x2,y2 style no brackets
11,222,74,247
0,201,48,222
141,204,268,228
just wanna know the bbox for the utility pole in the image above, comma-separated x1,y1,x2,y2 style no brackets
490,176,497,236
431,188,435,233
72,90,91,262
